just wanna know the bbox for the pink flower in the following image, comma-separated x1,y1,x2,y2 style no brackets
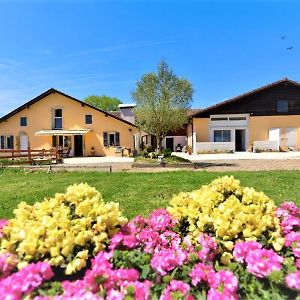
296,259,300,269
0,253,18,279
0,262,53,297
158,231,181,251
285,271,300,290
138,228,161,253
207,288,238,300
111,269,139,288
109,232,139,250
160,280,192,300
125,280,153,300
276,202,299,220
245,249,284,278
197,234,218,262
233,241,262,263
207,269,238,293
148,209,176,232
189,263,215,286
84,251,113,291
285,232,300,258
62,280,86,297
281,216,300,235
151,248,187,276
106,289,125,300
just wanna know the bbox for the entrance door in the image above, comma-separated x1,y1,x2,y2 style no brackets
20,134,29,150
235,129,246,151
269,128,281,150
286,128,297,149
74,135,83,156
166,137,174,151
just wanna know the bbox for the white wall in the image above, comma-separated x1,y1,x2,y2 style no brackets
162,136,187,151
196,142,235,152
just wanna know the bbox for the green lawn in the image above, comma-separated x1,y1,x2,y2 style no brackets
0,168,299,219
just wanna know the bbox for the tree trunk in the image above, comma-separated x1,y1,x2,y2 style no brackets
156,136,163,152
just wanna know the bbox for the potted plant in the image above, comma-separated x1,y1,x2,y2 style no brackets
91,147,96,156
186,145,192,155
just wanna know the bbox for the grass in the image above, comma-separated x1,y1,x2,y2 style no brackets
134,155,190,164
0,168,299,219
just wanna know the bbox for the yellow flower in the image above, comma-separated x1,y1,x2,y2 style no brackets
167,176,282,253
0,183,127,274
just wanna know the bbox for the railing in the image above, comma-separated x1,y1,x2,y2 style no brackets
0,148,59,164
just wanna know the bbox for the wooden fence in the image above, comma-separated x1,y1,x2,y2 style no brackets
0,148,59,164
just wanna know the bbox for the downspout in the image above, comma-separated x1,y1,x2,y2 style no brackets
188,117,194,152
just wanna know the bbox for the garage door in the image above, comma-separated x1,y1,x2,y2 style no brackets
286,128,297,149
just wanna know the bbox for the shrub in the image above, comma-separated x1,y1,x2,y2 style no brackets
162,148,172,157
0,183,127,274
167,176,283,251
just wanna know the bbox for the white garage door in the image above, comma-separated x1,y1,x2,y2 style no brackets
286,128,297,149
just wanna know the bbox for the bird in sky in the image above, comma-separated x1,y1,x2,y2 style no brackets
287,46,294,50
281,35,286,39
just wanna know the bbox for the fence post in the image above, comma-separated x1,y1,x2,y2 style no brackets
11,148,14,161
28,146,32,164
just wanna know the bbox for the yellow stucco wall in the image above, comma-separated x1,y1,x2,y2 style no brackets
192,115,300,150
0,92,137,156
249,115,300,149
190,118,209,145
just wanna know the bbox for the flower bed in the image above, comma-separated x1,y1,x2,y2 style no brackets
0,176,299,299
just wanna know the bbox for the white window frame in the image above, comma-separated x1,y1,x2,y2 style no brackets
209,114,249,151
0,135,14,149
53,108,63,129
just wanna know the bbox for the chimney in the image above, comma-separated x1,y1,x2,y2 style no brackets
118,104,136,124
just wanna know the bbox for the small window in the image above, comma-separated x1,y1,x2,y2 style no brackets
211,117,228,121
20,117,27,126
277,100,288,113
229,117,246,121
0,136,5,149
85,114,92,124
6,136,14,149
53,109,63,129
214,130,231,142
103,132,120,146
52,135,71,148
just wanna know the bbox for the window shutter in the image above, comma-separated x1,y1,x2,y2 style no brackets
103,132,108,146
115,132,120,146
0,136,4,149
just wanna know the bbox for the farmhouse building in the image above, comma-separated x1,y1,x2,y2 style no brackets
0,88,138,157
188,78,300,153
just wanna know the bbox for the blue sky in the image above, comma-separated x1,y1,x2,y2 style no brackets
0,0,300,116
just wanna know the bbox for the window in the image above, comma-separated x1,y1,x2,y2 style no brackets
229,117,246,121
0,135,14,149
211,117,228,121
0,136,5,149
52,135,71,148
20,117,27,126
277,100,289,113
103,132,120,146
214,130,231,142
53,109,63,129
85,114,93,124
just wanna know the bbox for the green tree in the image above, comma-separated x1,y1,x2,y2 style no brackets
132,60,193,151
83,95,122,111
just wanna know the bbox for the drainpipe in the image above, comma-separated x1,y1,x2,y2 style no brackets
188,117,194,152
